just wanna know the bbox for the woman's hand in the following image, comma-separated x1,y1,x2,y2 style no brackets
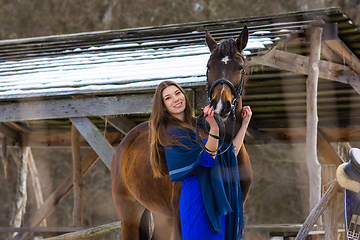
203,106,219,158
242,106,252,127
204,106,219,132
233,106,252,155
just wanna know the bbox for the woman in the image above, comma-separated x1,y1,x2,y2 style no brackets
149,80,252,239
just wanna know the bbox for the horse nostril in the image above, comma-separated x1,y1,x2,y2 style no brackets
223,101,231,112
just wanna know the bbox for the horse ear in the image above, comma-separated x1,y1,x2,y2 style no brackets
205,30,217,52
236,25,249,52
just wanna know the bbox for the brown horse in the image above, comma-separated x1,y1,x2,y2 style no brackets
111,26,253,240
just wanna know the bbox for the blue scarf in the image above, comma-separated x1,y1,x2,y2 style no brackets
165,127,244,239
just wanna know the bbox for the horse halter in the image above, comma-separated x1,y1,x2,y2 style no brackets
196,69,246,156
207,69,246,108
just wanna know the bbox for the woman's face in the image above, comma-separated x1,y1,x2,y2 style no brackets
162,85,186,121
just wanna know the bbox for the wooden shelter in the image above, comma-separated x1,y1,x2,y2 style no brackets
0,7,360,239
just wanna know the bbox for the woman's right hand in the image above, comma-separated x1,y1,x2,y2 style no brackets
203,105,219,157
204,106,219,132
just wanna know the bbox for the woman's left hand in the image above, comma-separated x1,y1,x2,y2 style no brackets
242,106,252,127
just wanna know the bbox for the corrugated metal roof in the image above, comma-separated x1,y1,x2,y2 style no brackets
0,7,359,141
1,7,357,101
0,23,279,100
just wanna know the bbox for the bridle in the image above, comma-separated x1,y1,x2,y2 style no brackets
207,69,246,109
196,69,246,156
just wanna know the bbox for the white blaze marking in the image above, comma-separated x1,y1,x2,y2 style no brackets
214,85,225,114
222,56,230,64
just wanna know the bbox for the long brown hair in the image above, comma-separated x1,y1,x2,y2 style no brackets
149,81,196,177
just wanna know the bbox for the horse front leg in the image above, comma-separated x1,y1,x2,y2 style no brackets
237,144,252,202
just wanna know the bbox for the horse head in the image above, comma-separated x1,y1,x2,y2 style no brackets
205,26,249,120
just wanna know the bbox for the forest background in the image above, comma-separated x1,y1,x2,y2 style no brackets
0,0,360,239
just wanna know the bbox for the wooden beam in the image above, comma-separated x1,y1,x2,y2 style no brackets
306,26,322,211
43,221,121,240
247,48,360,87
0,94,154,122
71,125,83,227
321,42,343,64
70,117,114,169
324,39,360,75
0,123,20,142
27,132,122,147
249,126,360,144
324,38,360,94
3,122,31,134
104,115,136,135
317,130,343,166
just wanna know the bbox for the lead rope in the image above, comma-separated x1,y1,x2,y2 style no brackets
195,109,236,156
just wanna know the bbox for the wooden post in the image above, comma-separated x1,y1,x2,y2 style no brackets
1,136,8,178
11,135,29,238
71,124,83,227
322,165,337,240
26,147,47,227
306,26,323,211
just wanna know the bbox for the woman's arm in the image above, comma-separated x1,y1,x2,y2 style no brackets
203,106,219,159
233,106,252,155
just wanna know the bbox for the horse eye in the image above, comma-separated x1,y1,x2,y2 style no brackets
206,65,211,71
238,65,243,71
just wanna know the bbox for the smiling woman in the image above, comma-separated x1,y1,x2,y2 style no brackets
110,27,254,240
146,79,252,239
162,85,186,121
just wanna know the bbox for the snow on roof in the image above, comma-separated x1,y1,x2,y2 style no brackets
0,36,275,101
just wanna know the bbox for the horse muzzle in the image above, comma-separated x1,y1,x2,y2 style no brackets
210,98,232,120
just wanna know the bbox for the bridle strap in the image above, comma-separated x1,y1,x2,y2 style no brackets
208,78,237,100
207,69,246,103
232,69,246,107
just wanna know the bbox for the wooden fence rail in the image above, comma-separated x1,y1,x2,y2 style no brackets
43,221,121,240
295,179,340,240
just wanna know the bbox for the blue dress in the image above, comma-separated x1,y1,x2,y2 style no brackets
165,127,244,240
179,155,225,239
